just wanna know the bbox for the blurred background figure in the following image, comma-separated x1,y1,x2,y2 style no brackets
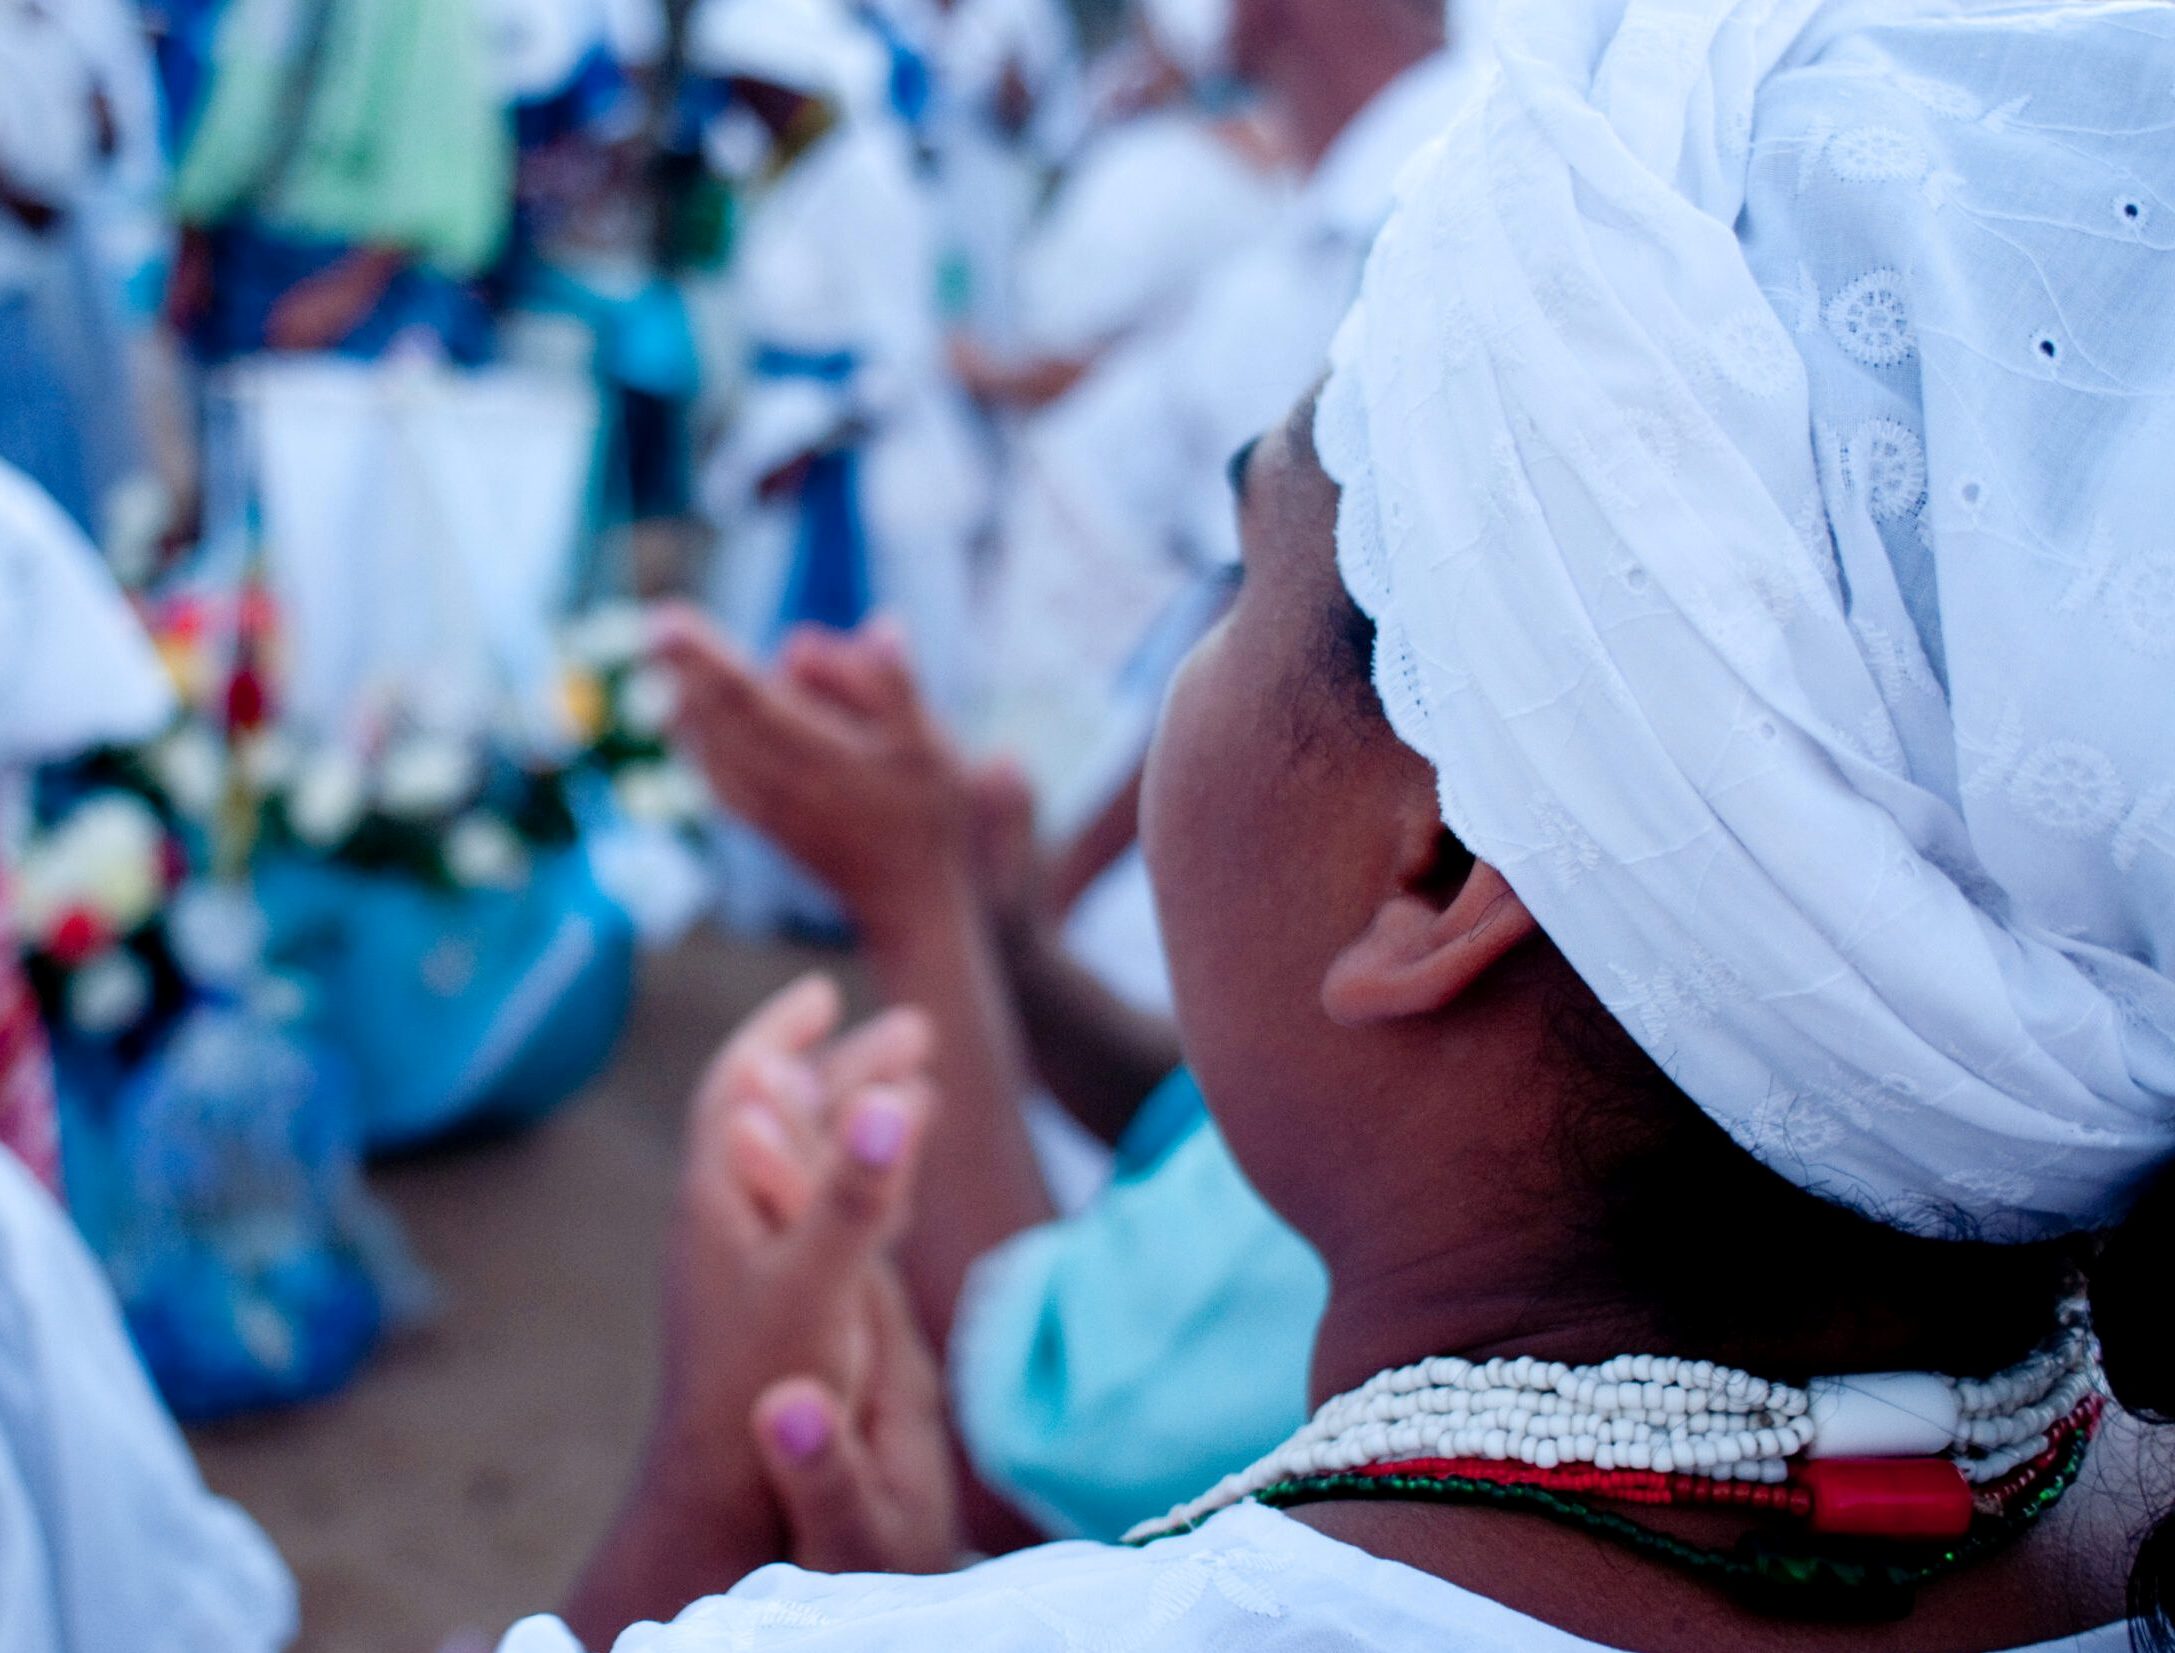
979,0,1475,1014
485,0,690,596
948,0,1286,423
685,0,992,935
0,0,117,534
163,0,512,365
871,0,1082,349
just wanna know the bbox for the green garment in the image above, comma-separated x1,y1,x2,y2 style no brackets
171,0,512,276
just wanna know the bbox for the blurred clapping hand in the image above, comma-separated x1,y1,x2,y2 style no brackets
650,607,1018,947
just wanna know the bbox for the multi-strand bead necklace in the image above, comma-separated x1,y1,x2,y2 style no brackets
1127,1315,2105,1616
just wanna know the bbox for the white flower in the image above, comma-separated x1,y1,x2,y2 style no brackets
564,603,650,671
151,725,225,819
289,751,370,848
619,666,679,736
68,948,151,1035
445,813,530,890
375,737,480,820
237,730,299,793
58,795,166,932
614,761,709,827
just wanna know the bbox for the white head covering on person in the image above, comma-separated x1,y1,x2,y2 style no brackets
478,0,610,102
685,0,889,112
1137,0,1231,83
1319,0,2175,1239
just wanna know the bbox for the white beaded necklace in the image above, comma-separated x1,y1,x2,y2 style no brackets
1128,1317,2102,1543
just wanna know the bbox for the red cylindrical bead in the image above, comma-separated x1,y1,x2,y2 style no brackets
1799,1458,1974,1539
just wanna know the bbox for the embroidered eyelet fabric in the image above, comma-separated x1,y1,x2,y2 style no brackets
495,1500,2133,1651
1316,0,2175,1237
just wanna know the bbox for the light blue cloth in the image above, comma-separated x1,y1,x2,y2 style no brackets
951,1070,1328,1541
253,846,636,1154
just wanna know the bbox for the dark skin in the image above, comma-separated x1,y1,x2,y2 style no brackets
1139,401,2146,1653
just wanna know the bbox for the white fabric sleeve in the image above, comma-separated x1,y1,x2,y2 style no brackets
0,1151,297,1651
0,463,174,766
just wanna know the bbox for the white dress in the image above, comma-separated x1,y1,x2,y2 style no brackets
0,1149,296,1653
887,0,1079,346
1008,108,1283,366
497,1501,2130,1653
702,118,989,723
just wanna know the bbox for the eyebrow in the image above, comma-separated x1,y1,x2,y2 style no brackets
1227,436,1262,504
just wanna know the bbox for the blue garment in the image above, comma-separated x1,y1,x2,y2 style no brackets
253,846,636,1154
951,1070,1329,1541
145,0,230,152
189,219,495,366
0,295,95,533
855,4,934,134
754,345,873,640
513,46,633,152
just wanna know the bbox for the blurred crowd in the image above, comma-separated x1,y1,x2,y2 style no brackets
0,0,1486,1624
0,0,1478,850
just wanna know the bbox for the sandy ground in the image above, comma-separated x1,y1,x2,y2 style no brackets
189,930,861,1653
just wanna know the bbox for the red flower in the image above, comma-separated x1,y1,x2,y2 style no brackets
48,908,112,968
225,666,271,734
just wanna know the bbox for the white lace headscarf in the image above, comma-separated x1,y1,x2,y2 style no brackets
1318,0,2175,1239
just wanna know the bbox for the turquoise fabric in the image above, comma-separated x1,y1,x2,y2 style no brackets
953,1071,1328,1541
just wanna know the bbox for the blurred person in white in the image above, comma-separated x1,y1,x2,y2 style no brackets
0,460,292,1652
0,1,110,534
27,0,177,558
688,0,990,935
865,0,1082,347
507,0,2175,1645
976,0,1478,895
163,0,513,364
946,0,1288,433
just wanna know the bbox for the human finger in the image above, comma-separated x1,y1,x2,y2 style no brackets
777,1082,929,1292
751,1379,892,1575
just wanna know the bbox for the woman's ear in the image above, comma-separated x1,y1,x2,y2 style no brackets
1322,857,1537,1027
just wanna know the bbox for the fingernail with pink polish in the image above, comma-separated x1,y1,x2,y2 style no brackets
770,1397,832,1463
846,1091,910,1168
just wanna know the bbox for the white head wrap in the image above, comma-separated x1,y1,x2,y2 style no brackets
1138,0,1230,82
686,0,888,109
479,0,608,101
1319,0,2175,1239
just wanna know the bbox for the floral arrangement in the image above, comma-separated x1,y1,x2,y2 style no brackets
557,601,712,835
13,789,192,1044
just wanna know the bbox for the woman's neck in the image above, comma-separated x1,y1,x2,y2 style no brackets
1308,1260,1661,1410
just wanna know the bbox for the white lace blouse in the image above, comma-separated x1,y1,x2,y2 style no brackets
501,1502,2129,1653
